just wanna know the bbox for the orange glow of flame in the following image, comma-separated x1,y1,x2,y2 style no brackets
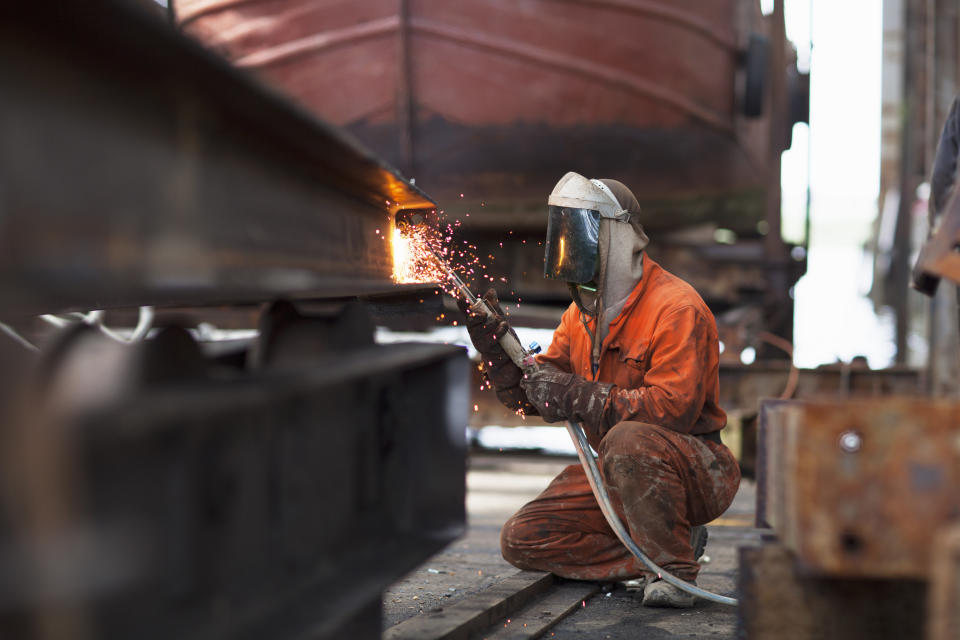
392,224,447,284
388,211,493,304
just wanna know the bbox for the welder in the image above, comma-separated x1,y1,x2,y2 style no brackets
458,172,740,608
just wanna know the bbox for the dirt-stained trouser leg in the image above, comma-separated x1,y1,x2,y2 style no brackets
500,421,739,582
598,421,740,581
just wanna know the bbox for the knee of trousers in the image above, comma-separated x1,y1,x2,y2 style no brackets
597,421,674,461
499,514,534,567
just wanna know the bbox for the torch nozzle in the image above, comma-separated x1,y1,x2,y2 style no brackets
394,208,429,229
393,208,531,367
427,246,478,306
396,209,478,304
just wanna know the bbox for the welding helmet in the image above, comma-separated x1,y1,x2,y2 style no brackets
543,172,631,284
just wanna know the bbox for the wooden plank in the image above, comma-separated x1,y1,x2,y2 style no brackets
384,571,554,640
484,581,599,639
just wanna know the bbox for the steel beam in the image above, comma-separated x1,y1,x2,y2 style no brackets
0,3,434,316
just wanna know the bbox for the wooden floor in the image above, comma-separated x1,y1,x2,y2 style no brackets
382,453,762,639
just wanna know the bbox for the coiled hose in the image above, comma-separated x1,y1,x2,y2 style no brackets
565,419,738,606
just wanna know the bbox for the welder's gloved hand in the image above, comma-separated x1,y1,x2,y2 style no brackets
457,289,538,415
456,288,510,356
520,364,613,429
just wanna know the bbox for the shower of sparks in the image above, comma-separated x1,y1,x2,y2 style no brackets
392,224,446,284
390,209,496,306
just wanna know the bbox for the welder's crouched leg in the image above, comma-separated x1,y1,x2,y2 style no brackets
499,422,739,588
597,421,741,585
500,464,650,581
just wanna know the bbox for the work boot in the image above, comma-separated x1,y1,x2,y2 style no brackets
621,576,649,593
625,528,704,601
691,525,708,561
641,579,697,608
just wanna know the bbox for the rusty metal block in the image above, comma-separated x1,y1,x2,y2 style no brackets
738,543,926,640
757,397,960,578
755,398,797,529
927,525,960,640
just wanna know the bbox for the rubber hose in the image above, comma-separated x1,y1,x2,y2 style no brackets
565,419,738,606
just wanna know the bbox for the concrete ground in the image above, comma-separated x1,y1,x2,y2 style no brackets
383,452,763,638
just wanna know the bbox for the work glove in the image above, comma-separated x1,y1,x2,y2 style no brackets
520,364,613,432
457,289,537,414
457,288,510,356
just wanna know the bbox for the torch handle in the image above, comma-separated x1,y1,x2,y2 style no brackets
428,246,478,306
469,298,539,374
497,327,540,373
425,243,538,373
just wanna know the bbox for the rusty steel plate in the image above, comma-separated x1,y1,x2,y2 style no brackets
758,397,960,578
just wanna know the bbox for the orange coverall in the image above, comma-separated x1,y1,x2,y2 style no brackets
500,254,740,582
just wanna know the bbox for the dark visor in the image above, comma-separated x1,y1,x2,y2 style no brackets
543,206,600,283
